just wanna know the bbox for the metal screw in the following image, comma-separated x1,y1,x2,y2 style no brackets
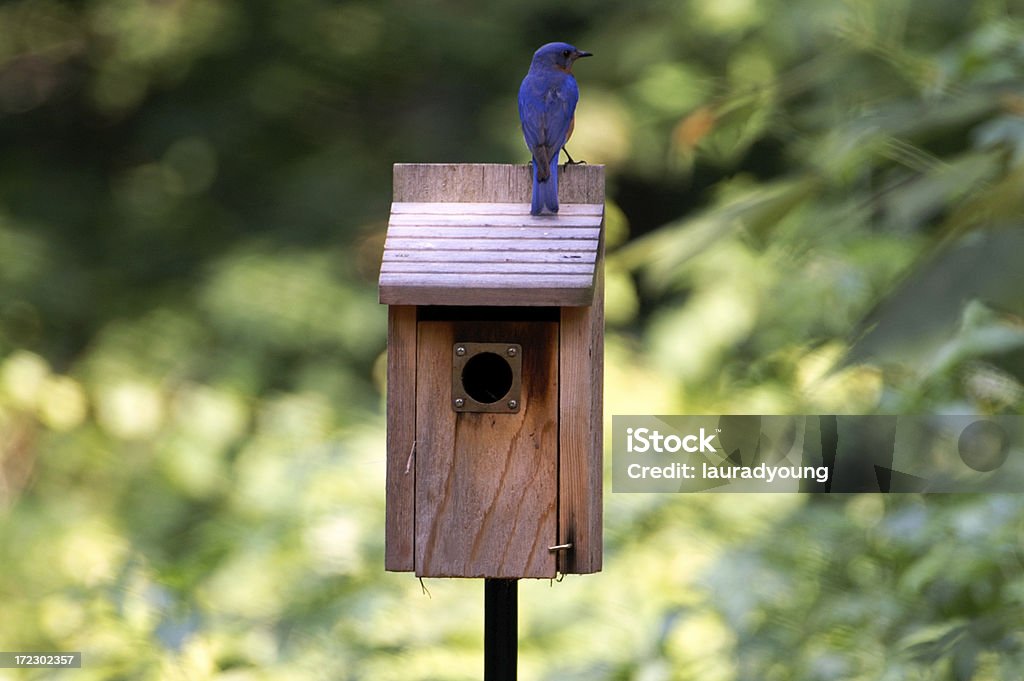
507,399,518,410
455,346,466,356
454,398,465,408
507,347,517,357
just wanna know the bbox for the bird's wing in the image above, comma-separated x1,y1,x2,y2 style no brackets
543,76,579,150
519,73,579,181
518,81,544,149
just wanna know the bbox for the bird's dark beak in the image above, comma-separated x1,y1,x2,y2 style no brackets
574,50,593,60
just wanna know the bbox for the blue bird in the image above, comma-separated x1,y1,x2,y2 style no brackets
518,42,592,215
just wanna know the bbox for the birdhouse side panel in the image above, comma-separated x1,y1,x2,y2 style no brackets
558,245,604,574
385,305,417,571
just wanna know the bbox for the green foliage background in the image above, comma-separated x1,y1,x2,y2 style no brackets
1,0,1024,678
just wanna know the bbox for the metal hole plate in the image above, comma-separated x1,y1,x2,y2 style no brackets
452,342,522,413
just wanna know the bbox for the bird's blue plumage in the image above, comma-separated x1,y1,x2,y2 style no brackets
518,42,591,215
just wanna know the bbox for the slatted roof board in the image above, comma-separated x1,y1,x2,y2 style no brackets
378,201,604,306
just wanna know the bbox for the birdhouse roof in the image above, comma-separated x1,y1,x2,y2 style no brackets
378,202,604,306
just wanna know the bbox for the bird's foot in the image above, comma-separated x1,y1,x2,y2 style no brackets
565,150,589,166
562,147,587,167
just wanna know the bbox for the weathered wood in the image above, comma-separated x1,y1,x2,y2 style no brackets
385,305,417,571
383,262,595,275
382,238,596,253
386,223,600,237
381,277,594,307
379,198,602,307
383,250,597,264
558,236,604,574
415,320,558,578
388,208,599,233
393,163,604,204
392,202,603,216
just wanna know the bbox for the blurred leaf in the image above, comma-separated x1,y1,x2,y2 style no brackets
617,176,819,291
844,227,1024,372
901,622,967,663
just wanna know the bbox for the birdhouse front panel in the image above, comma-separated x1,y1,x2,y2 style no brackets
415,319,558,578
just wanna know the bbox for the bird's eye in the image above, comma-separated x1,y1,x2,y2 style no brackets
562,49,571,58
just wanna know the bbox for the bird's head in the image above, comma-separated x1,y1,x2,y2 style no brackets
531,42,592,74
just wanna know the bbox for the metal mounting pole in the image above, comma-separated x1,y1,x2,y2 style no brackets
484,578,518,680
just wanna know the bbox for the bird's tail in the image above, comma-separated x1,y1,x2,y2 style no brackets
531,156,560,215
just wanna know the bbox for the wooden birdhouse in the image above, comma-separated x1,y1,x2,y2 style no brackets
379,163,604,579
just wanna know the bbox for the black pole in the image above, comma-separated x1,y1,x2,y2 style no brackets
484,578,518,680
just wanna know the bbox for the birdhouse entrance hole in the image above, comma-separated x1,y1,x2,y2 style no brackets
461,352,512,403
453,342,521,412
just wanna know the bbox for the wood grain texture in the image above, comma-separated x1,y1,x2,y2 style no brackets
382,238,595,253
393,163,605,204
383,262,595,275
383,249,597,264
380,164,604,307
392,202,603,216
379,202,601,307
387,217,601,231
380,275,594,307
415,320,558,578
558,232,604,574
385,305,417,571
